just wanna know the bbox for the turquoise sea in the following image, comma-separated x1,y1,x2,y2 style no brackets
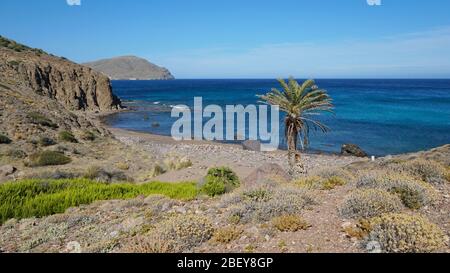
104,79,450,156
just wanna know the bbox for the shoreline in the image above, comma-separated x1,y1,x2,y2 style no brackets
96,110,450,160
96,110,348,157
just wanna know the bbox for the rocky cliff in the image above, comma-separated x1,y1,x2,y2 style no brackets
0,36,121,111
83,56,175,80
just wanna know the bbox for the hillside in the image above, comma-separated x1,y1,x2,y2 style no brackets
83,56,175,80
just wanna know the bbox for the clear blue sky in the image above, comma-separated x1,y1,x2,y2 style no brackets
1,0,450,78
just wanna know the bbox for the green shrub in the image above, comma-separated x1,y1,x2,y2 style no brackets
0,134,12,144
366,213,447,253
58,131,78,143
0,179,198,223
340,189,404,219
27,112,58,129
26,151,71,167
272,215,311,232
123,214,213,253
201,167,240,197
355,171,437,209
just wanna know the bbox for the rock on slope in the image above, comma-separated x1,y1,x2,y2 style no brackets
83,56,175,80
0,36,121,112
0,36,121,144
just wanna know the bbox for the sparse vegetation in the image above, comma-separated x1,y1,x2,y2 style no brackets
164,155,192,171
201,167,240,197
58,130,78,143
123,214,213,253
355,171,437,209
0,179,199,224
272,215,311,232
27,112,58,129
390,159,448,184
340,189,404,219
26,151,71,167
0,36,47,55
81,130,96,141
228,187,315,223
148,164,166,178
295,175,347,190
366,213,447,253
212,226,243,243
83,166,129,182
0,134,12,144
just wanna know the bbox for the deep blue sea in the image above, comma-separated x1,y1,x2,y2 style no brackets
105,79,450,156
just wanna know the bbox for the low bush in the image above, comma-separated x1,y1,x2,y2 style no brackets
148,164,166,178
340,189,404,219
272,215,311,232
83,166,129,183
201,167,240,197
295,175,347,190
312,167,354,181
26,151,71,167
390,159,447,184
164,155,192,171
322,176,347,190
366,213,447,253
4,148,27,159
81,130,96,141
212,226,243,243
58,131,78,143
0,179,198,223
123,214,213,253
0,134,12,144
355,171,437,209
27,112,58,129
228,187,315,223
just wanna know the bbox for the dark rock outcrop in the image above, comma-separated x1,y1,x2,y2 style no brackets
341,143,368,157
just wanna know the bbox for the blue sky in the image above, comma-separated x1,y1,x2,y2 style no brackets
1,0,450,78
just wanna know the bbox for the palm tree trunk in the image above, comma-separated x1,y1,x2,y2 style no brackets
286,123,299,169
286,120,305,176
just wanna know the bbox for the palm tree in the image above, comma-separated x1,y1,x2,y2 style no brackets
258,77,334,170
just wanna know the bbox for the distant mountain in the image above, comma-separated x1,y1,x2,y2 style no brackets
83,56,175,80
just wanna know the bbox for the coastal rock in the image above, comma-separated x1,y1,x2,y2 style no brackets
341,144,368,158
0,165,16,177
0,36,121,111
242,140,261,152
83,56,175,80
243,163,291,186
